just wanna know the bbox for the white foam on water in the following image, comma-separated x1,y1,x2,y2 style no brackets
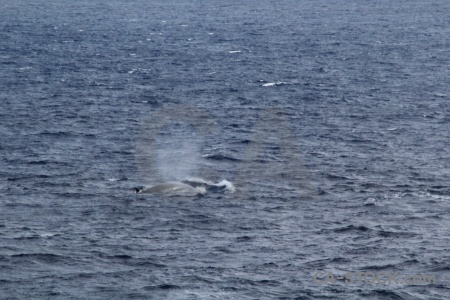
216,179,236,193
184,177,236,193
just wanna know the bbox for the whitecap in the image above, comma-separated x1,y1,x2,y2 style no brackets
183,177,236,193
216,179,236,193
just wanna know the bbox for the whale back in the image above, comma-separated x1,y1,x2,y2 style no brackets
137,182,205,196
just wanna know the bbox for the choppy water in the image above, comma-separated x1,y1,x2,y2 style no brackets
1,0,449,299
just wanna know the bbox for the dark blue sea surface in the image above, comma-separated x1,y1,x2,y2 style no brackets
1,0,449,299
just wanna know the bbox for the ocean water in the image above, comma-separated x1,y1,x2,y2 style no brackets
1,0,449,299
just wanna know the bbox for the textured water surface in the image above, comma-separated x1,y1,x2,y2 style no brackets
1,0,449,299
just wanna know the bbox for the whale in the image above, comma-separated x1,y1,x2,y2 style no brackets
134,178,235,196
134,182,206,196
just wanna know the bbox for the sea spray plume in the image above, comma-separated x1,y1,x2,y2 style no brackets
154,124,201,181
135,105,217,185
